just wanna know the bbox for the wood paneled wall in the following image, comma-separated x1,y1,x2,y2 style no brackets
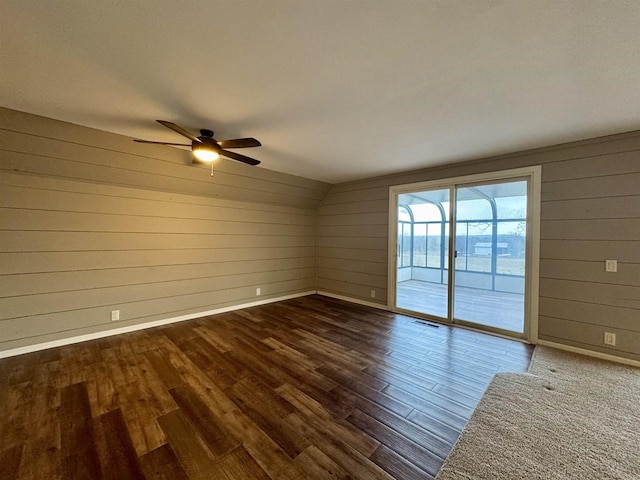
2,106,638,362
0,108,330,352
318,132,640,361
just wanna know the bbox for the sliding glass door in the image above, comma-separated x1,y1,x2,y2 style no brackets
452,180,528,334
391,168,538,340
395,188,451,320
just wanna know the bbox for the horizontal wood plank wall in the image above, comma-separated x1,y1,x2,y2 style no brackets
0,108,331,352
318,131,640,362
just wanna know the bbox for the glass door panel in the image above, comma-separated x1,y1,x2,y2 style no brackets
395,188,451,320
452,180,528,333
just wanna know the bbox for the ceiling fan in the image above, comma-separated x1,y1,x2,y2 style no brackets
134,120,261,166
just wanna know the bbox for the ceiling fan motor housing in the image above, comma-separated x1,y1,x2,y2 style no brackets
193,136,221,152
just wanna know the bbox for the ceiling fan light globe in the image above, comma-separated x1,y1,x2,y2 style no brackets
193,148,219,162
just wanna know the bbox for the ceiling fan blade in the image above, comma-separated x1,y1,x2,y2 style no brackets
220,149,261,166
156,120,201,143
134,139,191,146
217,138,262,149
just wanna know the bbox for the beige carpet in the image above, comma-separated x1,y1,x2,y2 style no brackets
436,346,640,480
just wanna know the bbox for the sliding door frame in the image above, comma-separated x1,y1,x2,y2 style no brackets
388,166,541,343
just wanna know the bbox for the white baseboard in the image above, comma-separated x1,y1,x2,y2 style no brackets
0,291,316,359
537,340,640,368
316,291,389,311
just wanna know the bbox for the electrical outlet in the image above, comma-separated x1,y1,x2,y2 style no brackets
111,310,120,322
604,332,616,346
370,289,376,298
256,287,261,296
605,260,618,273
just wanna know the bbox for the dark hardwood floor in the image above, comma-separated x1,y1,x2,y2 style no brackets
0,295,533,480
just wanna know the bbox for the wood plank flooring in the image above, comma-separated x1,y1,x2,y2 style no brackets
0,295,533,479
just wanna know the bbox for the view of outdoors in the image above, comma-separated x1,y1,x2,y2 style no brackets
396,180,528,333
398,195,526,277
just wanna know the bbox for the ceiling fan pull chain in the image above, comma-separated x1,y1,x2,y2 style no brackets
211,162,215,177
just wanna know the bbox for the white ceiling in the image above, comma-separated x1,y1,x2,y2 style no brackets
2,1,640,183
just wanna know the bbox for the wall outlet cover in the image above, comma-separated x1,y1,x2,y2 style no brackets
604,332,616,346
370,289,376,298
605,260,618,272
256,287,261,296
111,310,120,321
